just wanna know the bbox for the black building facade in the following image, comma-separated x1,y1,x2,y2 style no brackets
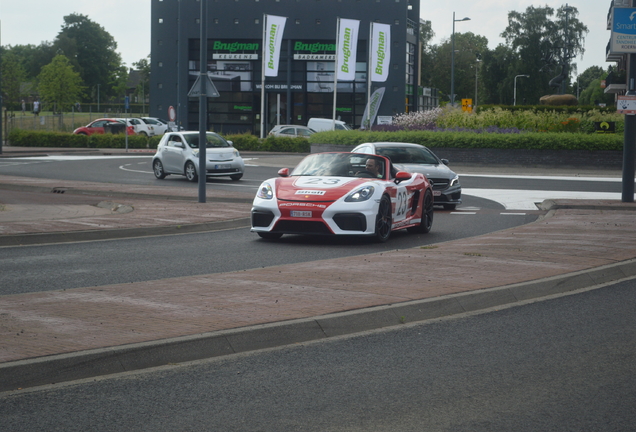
150,0,420,134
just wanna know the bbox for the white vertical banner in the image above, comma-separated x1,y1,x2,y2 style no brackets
361,87,386,129
336,18,360,81
261,14,287,138
370,23,390,82
263,14,287,77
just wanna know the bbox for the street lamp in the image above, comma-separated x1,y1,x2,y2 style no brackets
474,58,481,111
514,74,530,106
451,12,470,106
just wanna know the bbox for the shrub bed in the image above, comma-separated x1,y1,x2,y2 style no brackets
7,128,624,154
8,129,157,149
308,130,623,152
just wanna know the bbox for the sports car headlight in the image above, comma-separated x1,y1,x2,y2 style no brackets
345,185,375,202
450,175,460,187
256,182,274,200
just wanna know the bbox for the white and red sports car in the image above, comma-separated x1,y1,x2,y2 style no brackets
251,152,434,242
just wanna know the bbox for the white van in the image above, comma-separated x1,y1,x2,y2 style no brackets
307,118,352,132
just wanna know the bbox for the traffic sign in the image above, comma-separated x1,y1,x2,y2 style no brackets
168,106,176,122
617,95,636,115
188,73,220,98
611,8,636,53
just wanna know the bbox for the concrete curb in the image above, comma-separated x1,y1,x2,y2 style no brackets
0,217,251,247
3,257,635,392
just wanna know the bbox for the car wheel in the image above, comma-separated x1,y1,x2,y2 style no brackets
408,190,434,234
230,174,243,181
153,159,167,179
185,161,198,182
374,194,392,242
443,203,456,211
139,131,148,137
420,190,435,233
257,232,283,240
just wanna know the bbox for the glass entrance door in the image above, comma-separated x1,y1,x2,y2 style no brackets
267,93,287,133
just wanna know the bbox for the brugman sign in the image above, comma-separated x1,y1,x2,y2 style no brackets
611,8,636,53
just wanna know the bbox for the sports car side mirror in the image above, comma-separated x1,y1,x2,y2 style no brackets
278,168,290,177
394,171,412,184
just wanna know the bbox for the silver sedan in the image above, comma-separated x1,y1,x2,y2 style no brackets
352,142,461,210
152,131,244,181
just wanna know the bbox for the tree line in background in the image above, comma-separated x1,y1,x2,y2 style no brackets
420,4,616,108
0,13,150,112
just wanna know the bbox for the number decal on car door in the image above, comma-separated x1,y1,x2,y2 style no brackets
394,188,409,221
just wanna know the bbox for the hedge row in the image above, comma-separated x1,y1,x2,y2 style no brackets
475,104,617,115
8,129,162,149
7,128,624,153
307,130,624,152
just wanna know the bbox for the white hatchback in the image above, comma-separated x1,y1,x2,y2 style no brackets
152,131,244,181
116,118,155,136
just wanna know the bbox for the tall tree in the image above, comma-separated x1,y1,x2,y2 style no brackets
133,55,151,102
419,20,435,87
53,14,122,101
37,55,84,112
1,51,26,107
576,66,606,95
479,44,517,105
6,43,56,80
501,5,588,102
428,32,488,103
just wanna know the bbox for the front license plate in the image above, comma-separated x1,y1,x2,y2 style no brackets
291,211,312,218
214,164,231,169
433,190,441,196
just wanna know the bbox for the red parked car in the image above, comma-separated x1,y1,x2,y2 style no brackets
72,118,135,136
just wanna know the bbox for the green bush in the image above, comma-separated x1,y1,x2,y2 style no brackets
436,106,624,133
8,129,150,149
224,133,262,151
8,127,624,153
308,129,623,151
259,136,311,152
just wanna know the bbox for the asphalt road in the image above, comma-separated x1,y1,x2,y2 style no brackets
0,154,625,195
2,278,634,431
0,193,540,295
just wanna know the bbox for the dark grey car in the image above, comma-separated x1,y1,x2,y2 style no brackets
352,142,461,210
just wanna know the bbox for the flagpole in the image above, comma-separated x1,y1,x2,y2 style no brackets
260,14,267,139
332,17,340,131
367,22,373,131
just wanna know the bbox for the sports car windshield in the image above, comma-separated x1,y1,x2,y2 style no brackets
376,146,439,164
291,153,386,178
183,133,231,149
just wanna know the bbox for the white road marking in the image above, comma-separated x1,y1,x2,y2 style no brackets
3,156,627,210
119,164,151,174
8,155,153,161
463,188,623,210
462,173,623,183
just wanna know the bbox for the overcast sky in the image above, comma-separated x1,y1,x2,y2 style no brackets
1,0,608,75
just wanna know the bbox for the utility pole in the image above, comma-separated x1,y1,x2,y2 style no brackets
623,1,636,202
198,0,208,203
0,20,3,154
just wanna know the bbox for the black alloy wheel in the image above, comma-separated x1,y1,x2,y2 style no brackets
409,189,434,234
374,194,392,242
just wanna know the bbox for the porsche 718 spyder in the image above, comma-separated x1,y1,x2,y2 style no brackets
250,152,434,242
